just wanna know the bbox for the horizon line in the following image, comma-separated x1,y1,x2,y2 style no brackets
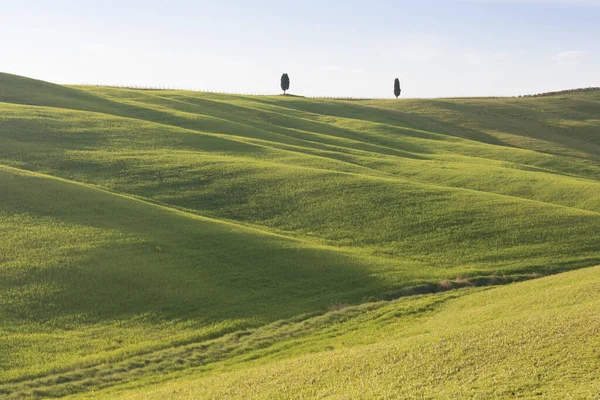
69,82,600,100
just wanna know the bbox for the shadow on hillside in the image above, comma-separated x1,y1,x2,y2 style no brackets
0,169,382,327
248,97,508,147
5,73,600,164
0,73,125,115
2,236,378,326
103,91,433,160
251,96,600,173
0,74,432,162
427,99,600,159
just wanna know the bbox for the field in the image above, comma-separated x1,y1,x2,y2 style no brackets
97,266,600,399
0,72,599,398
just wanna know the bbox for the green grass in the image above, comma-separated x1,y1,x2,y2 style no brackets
0,166,393,382
93,266,600,399
0,72,599,398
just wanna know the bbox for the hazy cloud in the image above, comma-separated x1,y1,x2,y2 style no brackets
554,50,591,65
318,65,367,74
318,65,344,72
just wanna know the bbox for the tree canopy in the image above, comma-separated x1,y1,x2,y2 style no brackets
394,78,401,99
281,73,290,94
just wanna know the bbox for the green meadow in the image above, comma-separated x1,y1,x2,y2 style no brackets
0,72,599,398
100,266,600,399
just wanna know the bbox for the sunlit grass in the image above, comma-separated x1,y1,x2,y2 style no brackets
81,267,600,399
0,73,599,398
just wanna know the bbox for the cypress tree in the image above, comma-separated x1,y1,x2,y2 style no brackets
281,73,290,95
394,78,401,99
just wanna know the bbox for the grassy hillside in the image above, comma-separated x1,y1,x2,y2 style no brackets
0,165,396,387
1,72,599,398
90,266,600,399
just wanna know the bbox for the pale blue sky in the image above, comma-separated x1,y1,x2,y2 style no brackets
1,0,598,97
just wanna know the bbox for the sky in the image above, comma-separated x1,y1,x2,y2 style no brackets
1,0,598,98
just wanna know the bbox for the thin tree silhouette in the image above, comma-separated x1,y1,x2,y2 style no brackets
281,73,290,95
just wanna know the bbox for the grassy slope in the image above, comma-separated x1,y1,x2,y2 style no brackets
99,266,600,399
1,72,599,397
0,166,395,385
1,76,600,276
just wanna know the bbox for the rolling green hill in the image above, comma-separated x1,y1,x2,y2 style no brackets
95,266,600,399
0,72,599,398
